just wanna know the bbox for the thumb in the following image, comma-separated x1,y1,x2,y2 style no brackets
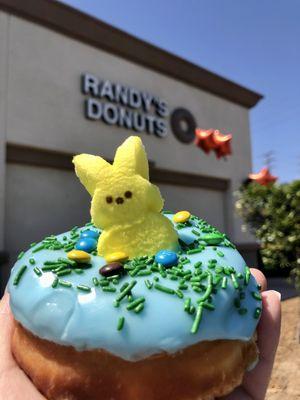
0,292,16,372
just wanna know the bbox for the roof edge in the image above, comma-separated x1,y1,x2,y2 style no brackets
0,0,263,108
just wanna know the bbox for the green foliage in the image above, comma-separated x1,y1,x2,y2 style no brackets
235,180,300,288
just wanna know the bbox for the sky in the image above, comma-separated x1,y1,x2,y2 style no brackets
61,0,299,182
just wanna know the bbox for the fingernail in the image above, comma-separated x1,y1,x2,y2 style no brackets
273,290,281,302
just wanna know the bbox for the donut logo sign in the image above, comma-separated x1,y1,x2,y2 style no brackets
81,73,199,144
82,73,168,137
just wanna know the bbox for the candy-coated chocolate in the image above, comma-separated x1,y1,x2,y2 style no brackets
173,211,191,223
80,229,99,240
202,233,224,245
155,250,178,268
105,251,128,263
67,249,91,263
99,262,124,277
75,238,97,253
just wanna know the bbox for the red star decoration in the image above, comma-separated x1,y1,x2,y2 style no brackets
248,167,278,186
194,129,232,159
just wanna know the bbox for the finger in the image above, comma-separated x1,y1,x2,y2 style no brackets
250,268,267,292
0,293,16,372
243,289,281,399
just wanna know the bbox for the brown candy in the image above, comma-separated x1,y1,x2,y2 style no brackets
99,262,124,277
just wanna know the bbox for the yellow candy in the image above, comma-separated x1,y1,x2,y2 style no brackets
73,136,178,258
67,249,91,263
173,211,191,223
105,251,128,263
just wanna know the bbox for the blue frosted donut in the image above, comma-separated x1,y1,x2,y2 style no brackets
8,212,262,361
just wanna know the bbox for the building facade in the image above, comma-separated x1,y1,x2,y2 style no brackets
0,0,262,292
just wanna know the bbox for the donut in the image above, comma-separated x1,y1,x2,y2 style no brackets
8,136,261,400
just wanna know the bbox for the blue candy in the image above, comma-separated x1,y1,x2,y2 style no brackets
155,250,178,268
80,229,99,240
75,237,97,253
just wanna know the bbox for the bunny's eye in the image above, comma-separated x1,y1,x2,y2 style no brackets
106,196,113,204
124,191,132,199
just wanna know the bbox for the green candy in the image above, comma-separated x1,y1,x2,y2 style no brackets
202,233,224,245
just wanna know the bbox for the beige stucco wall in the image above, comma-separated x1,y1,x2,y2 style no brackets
1,12,256,261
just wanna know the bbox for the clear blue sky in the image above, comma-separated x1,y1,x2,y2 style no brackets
61,0,299,182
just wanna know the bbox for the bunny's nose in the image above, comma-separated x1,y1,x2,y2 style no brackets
115,197,124,205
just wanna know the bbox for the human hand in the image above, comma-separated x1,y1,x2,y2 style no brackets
220,268,281,400
0,292,46,400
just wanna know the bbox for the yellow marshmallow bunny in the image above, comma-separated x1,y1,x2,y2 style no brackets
73,136,178,260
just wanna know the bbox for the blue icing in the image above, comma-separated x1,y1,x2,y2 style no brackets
8,214,262,362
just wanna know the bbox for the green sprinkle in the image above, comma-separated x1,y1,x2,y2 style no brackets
244,267,251,285
238,308,248,315
216,250,224,257
102,286,116,293
231,273,239,289
117,317,125,331
254,307,262,319
194,261,202,268
153,276,159,282
202,302,215,311
126,297,145,310
175,289,184,299
252,291,262,301
13,265,27,285
188,305,196,315
77,284,91,292
190,277,201,283
17,251,25,260
41,265,56,271
52,277,59,288
58,279,72,288
179,283,188,290
99,280,109,287
56,268,72,277
30,242,37,247
113,300,120,308
184,297,191,312
134,303,144,313
187,248,203,255
58,257,77,266
92,277,99,286
29,258,36,265
191,304,203,334
127,294,133,302
191,229,200,236
107,274,120,281
54,264,69,273
137,270,152,276
120,282,129,292
33,267,42,276
44,260,61,265
116,280,137,302
237,272,243,279
32,245,45,253
74,268,84,274
197,274,213,302
144,280,153,289
154,283,175,295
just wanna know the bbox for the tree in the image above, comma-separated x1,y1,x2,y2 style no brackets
235,180,300,288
